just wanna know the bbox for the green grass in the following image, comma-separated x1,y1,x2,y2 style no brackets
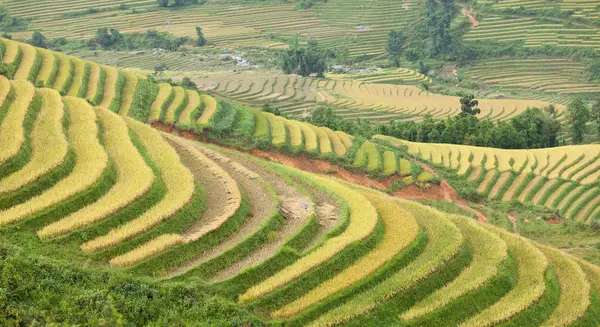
108,71,125,113
92,67,106,106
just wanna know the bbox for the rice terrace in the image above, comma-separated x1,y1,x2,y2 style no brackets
2,0,600,326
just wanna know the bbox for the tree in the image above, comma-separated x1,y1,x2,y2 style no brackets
94,28,121,49
279,42,327,77
566,98,590,144
28,31,47,48
195,27,206,46
418,61,428,75
591,99,600,136
459,95,480,117
157,0,200,7
153,63,168,78
181,77,197,90
387,30,406,58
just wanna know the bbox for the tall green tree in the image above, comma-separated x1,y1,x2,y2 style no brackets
591,99,600,136
566,98,590,144
28,31,47,48
387,30,406,58
459,95,480,117
195,27,206,46
279,41,327,77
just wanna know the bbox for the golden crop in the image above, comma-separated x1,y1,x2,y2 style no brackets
273,188,418,319
178,90,201,125
80,119,195,252
310,125,332,154
35,49,56,86
402,215,508,320
399,158,411,176
459,224,548,327
264,112,286,146
0,88,67,195
0,97,108,226
117,71,138,116
335,131,353,149
109,234,185,268
66,58,86,96
1,38,19,64
298,122,318,152
98,65,119,108
323,127,346,156
13,43,37,80
0,80,36,166
538,245,590,327
239,174,378,303
283,118,303,148
148,83,172,122
85,62,101,101
37,107,155,239
0,75,11,108
197,94,217,125
382,151,397,176
164,86,185,123
309,201,463,327
52,54,72,91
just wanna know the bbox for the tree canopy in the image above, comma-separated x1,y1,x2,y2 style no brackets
566,98,591,144
279,41,328,77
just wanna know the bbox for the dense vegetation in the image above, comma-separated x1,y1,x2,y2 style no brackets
304,101,561,149
0,6,28,32
90,28,190,51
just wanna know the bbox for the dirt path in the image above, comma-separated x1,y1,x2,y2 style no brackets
163,142,277,279
457,4,479,27
207,147,314,283
167,139,229,237
290,177,342,251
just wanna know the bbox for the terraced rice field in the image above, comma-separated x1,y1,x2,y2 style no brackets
464,14,600,51
466,58,600,95
377,135,600,225
0,0,420,58
1,38,600,326
0,37,427,181
192,71,563,123
479,0,600,22
327,68,429,85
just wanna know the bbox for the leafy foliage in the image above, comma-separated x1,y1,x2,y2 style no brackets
0,7,29,32
279,41,327,77
28,32,47,49
212,100,237,132
566,99,590,144
379,107,560,149
0,244,264,326
90,28,189,51
459,95,480,117
195,27,206,47
157,0,203,8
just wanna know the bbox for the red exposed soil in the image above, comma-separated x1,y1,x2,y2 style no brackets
152,122,487,223
459,5,479,27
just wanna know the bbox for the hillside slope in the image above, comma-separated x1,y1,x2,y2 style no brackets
1,71,600,325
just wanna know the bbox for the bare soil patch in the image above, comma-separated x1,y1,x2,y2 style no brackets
163,142,276,279
207,148,314,282
167,139,228,238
